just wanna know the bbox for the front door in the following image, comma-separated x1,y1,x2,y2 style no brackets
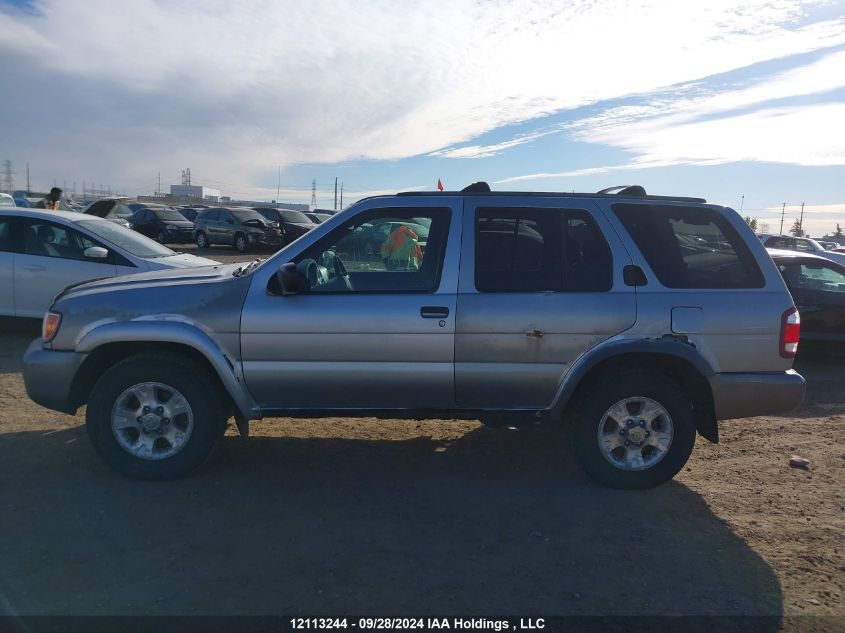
13,218,118,318
455,197,637,409
240,198,462,410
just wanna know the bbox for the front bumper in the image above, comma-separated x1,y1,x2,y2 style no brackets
22,339,88,415
708,369,805,420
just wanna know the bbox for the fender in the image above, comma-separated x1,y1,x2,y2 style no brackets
548,336,717,418
75,320,261,421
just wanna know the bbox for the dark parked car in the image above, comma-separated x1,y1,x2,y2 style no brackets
769,248,845,347
193,207,283,252
178,207,200,222
305,212,332,224
253,207,317,243
130,206,196,244
82,199,134,228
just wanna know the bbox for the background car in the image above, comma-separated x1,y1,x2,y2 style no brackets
0,193,16,207
177,207,200,222
304,212,332,224
817,240,839,250
769,248,845,349
193,207,283,252
0,209,218,318
758,233,845,267
82,199,135,228
129,206,195,243
253,207,317,243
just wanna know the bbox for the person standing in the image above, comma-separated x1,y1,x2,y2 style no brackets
37,187,63,210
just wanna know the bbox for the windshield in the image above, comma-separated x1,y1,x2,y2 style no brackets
230,208,267,223
279,209,312,224
153,208,189,221
77,219,175,258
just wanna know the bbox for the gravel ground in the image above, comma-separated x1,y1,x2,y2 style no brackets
0,244,843,618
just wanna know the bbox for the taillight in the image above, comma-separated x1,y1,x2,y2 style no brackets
42,311,62,343
780,307,800,358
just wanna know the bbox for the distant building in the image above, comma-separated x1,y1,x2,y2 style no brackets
169,184,221,201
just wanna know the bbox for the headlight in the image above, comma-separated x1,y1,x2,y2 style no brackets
42,311,62,342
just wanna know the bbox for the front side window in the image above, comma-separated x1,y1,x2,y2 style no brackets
21,219,102,262
613,204,764,289
292,207,451,293
475,207,612,292
780,262,845,292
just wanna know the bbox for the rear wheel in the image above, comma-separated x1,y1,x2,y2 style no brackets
234,233,249,253
572,370,696,489
86,353,227,480
195,231,209,249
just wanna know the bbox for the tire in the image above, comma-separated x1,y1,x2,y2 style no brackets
86,352,227,480
195,231,209,249
156,230,167,244
572,370,696,489
234,233,249,253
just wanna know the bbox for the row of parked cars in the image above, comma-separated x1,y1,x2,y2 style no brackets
80,199,336,252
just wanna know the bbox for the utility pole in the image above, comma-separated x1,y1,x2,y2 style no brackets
26,162,30,193
276,166,281,204
334,177,338,210
799,202,805,234
158,170,161,196
739,194,744,213
780,203,786,235
1,160,13,193
310,179,317,209
340,181,343,209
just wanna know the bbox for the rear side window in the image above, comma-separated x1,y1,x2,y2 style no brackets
613,204,763,289
475,208,612,292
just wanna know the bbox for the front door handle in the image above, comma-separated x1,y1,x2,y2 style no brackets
420,306,449,319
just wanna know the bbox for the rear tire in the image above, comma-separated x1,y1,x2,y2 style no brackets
572,370,696,489
195,231,209,249
86,353,227,480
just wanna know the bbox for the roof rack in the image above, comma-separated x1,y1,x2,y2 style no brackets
596,185,647,197
395,187,706,204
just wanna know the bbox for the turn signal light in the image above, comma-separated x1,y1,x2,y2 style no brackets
42,311,62,343
780,307,800,358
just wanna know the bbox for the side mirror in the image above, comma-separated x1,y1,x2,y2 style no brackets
84,246,109,260
275,262,310,296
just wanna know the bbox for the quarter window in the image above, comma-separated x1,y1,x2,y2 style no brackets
613,204,764,289
475,208,612,292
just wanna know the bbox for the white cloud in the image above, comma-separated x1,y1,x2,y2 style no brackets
1,0,844,191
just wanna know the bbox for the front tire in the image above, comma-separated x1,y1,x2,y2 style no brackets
195,231,209,249
572,370,696,489
86,353,227,480
156,230,167,244
234,233,249,253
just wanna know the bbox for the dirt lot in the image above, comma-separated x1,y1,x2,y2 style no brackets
1,244,843,619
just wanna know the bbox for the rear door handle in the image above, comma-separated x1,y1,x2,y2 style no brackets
420,306,449,319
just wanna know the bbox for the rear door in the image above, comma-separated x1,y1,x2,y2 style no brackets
0,215,14,316
455,197,636,409
13,218,118,317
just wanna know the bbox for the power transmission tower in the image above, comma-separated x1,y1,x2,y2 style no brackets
1,160,13,193
310,179,317,209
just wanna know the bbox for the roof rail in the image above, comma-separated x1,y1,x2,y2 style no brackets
596,185,648,197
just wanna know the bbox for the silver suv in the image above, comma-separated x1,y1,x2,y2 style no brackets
23,185,805,488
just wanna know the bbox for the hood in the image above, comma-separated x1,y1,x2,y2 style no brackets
241,218,271,228
58,262,239,299
147,253,220,268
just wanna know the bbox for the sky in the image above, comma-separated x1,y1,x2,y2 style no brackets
0,0,844,235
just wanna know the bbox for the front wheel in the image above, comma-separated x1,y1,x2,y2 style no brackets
234,233,249,253
156,230,167,244
195,231,209,249
86,353,227,480
572,370,696,489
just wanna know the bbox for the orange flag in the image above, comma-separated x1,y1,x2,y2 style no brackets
437,178,444,191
